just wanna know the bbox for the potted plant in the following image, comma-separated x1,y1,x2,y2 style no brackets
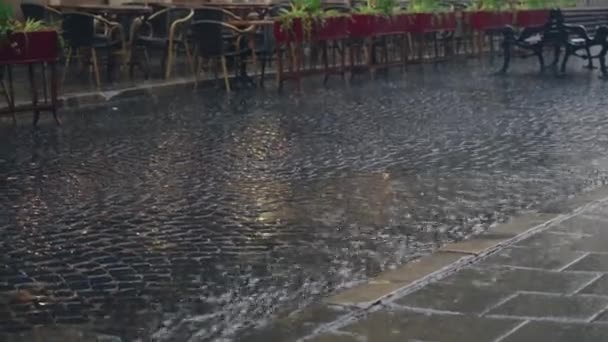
349,1,380,38
514,0,565,27
409,0,456,33
274,0,312,43
0,4,59,64
315,9,350,41
468,0,513,31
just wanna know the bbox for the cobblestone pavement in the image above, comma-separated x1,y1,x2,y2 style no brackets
308,201,608,342
2,59,608,341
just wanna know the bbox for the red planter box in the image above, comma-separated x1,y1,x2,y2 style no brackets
469,11,514,30
0,30,59,64
348,14,376,38
412,12,457,33
315,16,349,41
376,14,416,35
436,12,457,31
274,19,304,44
515,9,550,27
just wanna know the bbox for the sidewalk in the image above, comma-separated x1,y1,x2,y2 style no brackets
238,189,608,342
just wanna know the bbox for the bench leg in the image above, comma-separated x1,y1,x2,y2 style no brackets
499,38,511,73
499,27,516,74
583,46,596,69
560,47,571,73
550,45,561,68
535,47,545,72
600,45,608,78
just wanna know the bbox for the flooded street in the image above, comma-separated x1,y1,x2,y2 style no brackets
2,61,608,341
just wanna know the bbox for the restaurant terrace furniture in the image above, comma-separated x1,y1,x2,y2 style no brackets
0,30,61,126
190,18,257,91
61,12,125,88
500,9,608,74
130,7,194,79
562,7,608,69
20,3,62,25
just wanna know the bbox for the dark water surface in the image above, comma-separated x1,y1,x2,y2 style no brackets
2,61,608,341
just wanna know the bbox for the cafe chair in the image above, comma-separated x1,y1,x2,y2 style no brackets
189,19,256,92
130,7,194,79
20,3,62,25
61,12,125,89
256,3,289,86
193,6,242,21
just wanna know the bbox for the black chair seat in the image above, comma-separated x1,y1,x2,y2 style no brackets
137,36,169,48
93,38,122,49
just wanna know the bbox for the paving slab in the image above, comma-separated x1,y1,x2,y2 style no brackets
501,322,608,342
553,216,608,236
578,275,608,296
396,282,510,314
592,310,608,323
487,293,608,320
236,305,349,342
514,231,586,249
564,253,608,272
485,213,557,237
440,266,597,294
328,253,468,306
342,310,520,342
478,246,586,270
306,333,360,342
325,282,407,306
373,252,467,284
438,235,510,255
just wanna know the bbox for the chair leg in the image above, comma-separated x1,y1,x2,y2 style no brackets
220,56,230,92
184,43,195,76
91,48,101,88
194,56,203,90
143,48,151,79
165,44,174,79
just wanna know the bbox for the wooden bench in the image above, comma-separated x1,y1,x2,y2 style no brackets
499,8,608,74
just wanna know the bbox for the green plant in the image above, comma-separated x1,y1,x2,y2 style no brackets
355,0,397,15
518,0,547,8
279,0,324,35
377,0,398,15
519,0,574,8
0,2,13,40
409,0,442,13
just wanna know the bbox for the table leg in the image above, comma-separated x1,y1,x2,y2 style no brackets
28,64,41,127
248,34,259,87
50,62,61,125
7,65,16,124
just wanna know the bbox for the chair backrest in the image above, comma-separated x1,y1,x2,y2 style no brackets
147,7,193,38
62,12,95,48
20,3,45,21
193,7,229,22
21,3,61,24
190,20,224,58
268,3,290,18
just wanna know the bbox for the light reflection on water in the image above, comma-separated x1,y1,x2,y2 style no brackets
2,61,608,340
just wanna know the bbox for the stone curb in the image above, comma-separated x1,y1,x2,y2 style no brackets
311,186,608,340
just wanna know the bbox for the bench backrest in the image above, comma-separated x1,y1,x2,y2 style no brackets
563,7,608,34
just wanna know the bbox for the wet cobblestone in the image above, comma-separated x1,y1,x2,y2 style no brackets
2,59,608,340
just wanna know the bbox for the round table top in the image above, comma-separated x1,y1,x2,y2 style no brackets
52,4,154,15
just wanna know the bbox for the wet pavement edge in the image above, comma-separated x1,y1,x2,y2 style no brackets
285,185,608,342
